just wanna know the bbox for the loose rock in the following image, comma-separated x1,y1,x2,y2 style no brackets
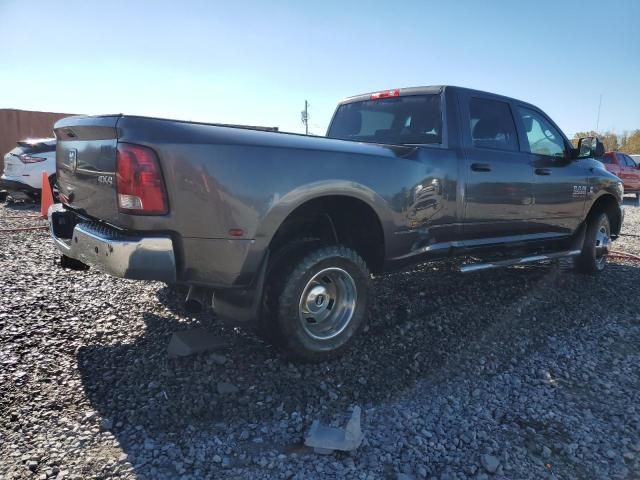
480,454,500,474
2,202,640,479
217,382,239,395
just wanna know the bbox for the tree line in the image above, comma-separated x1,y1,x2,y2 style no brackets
571,129,640,153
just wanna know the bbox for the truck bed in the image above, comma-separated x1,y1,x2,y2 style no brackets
54,114,450,286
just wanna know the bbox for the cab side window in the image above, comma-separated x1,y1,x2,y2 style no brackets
469,98,518,151
517,107,566,158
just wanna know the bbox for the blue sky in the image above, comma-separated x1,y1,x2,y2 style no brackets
1,0,639,137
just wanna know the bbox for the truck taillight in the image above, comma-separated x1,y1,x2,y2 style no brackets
18,154,47,164
116,143,168,215
370,89,400,100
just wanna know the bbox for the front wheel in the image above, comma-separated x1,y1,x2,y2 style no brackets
265,245,371,362
574,212,610,274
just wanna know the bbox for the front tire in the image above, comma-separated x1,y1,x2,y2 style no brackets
574,212,610,274
265,245,371,362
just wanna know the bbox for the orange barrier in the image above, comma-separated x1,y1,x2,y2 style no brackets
40,171,54,218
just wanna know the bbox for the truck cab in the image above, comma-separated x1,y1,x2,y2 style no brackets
328,86,622,250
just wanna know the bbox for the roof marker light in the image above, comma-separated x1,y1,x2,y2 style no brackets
370,89,400,100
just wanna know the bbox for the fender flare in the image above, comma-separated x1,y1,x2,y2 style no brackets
253,180,394,250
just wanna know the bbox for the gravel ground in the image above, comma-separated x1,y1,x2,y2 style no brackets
1,199,640,480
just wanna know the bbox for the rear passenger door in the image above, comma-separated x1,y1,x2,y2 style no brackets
514,106,587,236
459,93,534,240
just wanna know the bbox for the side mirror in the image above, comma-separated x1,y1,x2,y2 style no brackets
576,136,605,159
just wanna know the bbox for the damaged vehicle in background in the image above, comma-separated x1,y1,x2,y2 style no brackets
1,138,57,202
47,85,623,361
598,151,640,202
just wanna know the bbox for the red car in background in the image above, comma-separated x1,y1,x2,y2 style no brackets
600,151,640,201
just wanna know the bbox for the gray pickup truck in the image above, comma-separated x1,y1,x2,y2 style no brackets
49,86,623,361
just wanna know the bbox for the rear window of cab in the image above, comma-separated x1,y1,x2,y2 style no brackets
328,95,442,146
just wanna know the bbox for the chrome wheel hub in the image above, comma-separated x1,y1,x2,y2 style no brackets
305,285,330,314
595,224,610,269
298,267,357,341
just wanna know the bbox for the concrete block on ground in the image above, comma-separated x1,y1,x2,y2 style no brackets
167,328,226,358
305,406,363,454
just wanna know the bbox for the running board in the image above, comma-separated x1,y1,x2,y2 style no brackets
460,249,581,273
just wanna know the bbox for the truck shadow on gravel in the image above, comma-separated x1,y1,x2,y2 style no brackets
75,261,640,472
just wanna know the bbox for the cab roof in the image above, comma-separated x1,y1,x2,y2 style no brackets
338,85,533,109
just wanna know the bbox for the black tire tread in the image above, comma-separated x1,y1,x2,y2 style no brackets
258,238,323,342
265,244,371,362
574,212,609,274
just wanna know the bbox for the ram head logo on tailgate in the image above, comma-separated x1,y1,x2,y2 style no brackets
68,149,78,172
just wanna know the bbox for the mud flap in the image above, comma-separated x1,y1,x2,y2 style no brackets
571,222,587,251
212,251,270,325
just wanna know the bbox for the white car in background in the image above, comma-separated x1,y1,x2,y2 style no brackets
1,138,56,201
630,154,640,167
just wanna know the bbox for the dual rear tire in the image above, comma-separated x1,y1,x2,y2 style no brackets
262,243,371,362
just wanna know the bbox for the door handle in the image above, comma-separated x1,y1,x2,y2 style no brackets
470,163,491,172
535,168,551,176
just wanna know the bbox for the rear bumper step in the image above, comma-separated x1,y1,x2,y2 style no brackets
48,204,176,283
460,249,581,273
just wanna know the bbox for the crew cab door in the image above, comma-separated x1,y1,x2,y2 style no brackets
513,105,586,235
459,93,534,240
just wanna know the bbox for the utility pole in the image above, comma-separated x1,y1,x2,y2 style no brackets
301,100,309,135
596,94,602,132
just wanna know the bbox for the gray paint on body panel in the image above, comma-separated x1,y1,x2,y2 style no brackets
52,86,623,288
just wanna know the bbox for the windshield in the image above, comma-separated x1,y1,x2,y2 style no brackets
327,94,442,145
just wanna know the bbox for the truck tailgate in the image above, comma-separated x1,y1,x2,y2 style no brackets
54,115,120,223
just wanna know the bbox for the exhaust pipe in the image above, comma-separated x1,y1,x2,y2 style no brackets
185,286,209,314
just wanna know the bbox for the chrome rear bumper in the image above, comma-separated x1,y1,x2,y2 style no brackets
48,204,176,283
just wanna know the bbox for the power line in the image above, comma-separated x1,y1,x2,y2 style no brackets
301,100,309,135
